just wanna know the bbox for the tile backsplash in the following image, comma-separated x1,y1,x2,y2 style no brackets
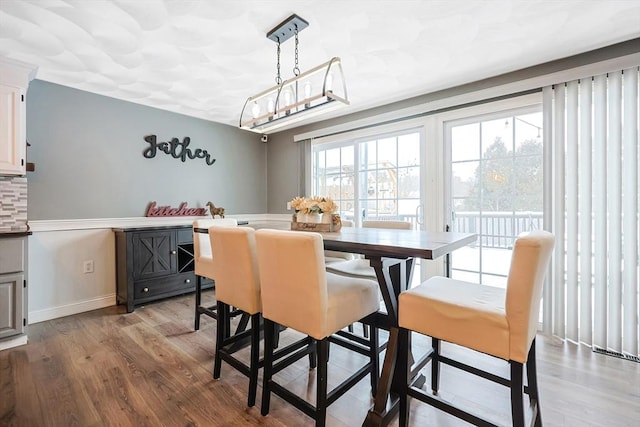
0,176,27,232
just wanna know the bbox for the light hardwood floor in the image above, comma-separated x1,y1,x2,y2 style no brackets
1,292,638,426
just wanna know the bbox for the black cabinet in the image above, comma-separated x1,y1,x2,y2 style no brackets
115,225,212,312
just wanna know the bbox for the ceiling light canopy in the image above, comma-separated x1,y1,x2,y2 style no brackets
239,14,349,134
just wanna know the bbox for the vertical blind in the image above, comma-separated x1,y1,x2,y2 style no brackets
543,67,639,358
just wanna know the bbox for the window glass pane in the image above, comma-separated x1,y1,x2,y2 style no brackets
451,161,478,200
451,123,479,161
360,140,376,170
325,147,340,168
317,151,325,169
377,169,396,199
398,133,420,166
324,174,340,200
398,166,419,198
398,199,419,217
359,171,378,200
452,270,480,283
377,137,397,169
514,113,542,151
377,199,397,218
341,146,354,168
481,273,508,288
482,118,512,156
340,175,354,199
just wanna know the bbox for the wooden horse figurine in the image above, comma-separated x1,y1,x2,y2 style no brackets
206,201,225,218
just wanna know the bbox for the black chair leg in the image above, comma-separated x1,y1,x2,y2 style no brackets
510,360,525,427
248,313,260,407
431,337,441,394
194,275,202,330
213,302,228,379
261,318,275,416
398,328,410,427
316,338,329,427
369,324,379,396
526,339,542,427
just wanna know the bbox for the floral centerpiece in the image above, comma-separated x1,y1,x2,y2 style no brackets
290,196,338,224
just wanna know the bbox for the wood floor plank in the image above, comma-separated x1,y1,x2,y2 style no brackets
1,293,638,426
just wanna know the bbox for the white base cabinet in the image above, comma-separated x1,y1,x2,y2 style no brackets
0,235,27,343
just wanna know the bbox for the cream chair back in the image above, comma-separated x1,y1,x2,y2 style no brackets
192,218,238,277
209,226,261,315
363,220,411,230
255,229,328,338
505,230,554,362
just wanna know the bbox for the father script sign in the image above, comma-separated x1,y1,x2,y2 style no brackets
143,135,216,166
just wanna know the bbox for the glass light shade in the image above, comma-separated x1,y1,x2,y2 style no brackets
251,102,260,119
304,81,312,98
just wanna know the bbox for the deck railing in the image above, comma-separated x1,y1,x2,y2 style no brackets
452,211,544,249
342,211,543,250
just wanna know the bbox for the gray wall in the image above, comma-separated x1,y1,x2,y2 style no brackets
266,39,640,214
26,81,266,220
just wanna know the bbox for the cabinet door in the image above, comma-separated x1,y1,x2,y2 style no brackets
0,273,24,339
132,230,177,280
0,84,26,175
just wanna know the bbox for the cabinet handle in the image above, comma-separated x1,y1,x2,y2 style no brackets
142,287,149,293
185,279,191,284
170,250,177,255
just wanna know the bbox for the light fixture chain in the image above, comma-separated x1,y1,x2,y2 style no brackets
293,25,300,76
275,38,282,85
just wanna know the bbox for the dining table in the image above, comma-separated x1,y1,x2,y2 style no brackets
194,221,477,426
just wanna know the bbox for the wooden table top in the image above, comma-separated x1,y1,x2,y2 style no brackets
243,221,476,260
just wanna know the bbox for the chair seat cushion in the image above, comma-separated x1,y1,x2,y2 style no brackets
322,272,380,339
399,277,510,360
326,259,376,279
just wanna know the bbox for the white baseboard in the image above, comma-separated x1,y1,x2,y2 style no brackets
29,294,116,324
0,334,28,351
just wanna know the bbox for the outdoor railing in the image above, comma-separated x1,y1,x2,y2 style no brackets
341,211,543,250
452,211,544,249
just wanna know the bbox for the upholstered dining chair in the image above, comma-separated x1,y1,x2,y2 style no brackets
397,230,554,427
208,225,262,407
255,229,381,426
192,218,237,330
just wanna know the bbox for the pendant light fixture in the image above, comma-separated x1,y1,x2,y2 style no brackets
239,14,349,134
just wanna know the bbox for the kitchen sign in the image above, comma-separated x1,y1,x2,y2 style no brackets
143,135,216,165
146,202,207,217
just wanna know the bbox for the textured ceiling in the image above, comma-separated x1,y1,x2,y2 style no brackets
1,0,639,132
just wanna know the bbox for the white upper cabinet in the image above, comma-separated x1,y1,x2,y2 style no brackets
0,57,37,176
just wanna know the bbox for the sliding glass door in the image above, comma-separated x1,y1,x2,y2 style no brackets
445,106,544,287
312,129,422,228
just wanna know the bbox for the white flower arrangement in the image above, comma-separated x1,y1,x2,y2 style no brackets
289,196,338,215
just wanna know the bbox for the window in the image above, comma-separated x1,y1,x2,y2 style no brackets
312,129,422,228
446,107,544,287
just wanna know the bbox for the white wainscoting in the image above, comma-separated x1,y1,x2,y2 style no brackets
27,214,290,323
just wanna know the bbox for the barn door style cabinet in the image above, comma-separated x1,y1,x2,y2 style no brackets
0,235,28,341
114,225,212,313
0,57,37,176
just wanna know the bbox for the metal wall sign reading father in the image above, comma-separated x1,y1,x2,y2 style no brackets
142,135,216,166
